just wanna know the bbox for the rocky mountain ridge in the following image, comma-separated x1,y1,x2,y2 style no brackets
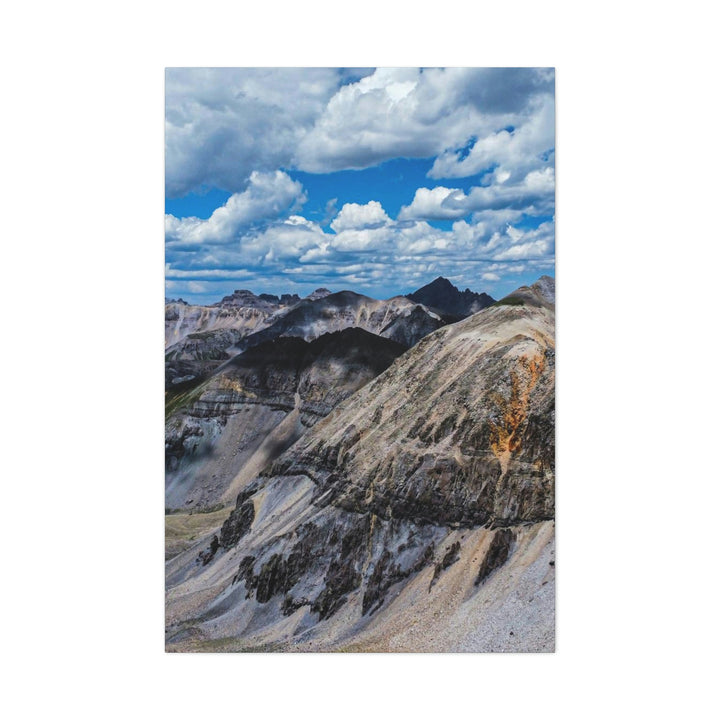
406,276,495,317
166,277,555,652
215,289,301,308
166,284,452,389
233,290,446,353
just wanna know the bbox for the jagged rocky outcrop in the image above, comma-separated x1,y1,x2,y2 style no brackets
165,327,248,389
494,274,555,309
165,297,285,349
406,276,495,317
379,304,446,347
166,278,555,652
475,528,515,586
235,290,445,352
304,288,332,301
165,328,406,510
165,291,304,387
215,289,300,308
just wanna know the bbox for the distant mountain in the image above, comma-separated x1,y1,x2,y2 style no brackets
215,289,300,308
166,287,446,390
305,288,332,301
494,275,554,308
166,296,285,349
234,290,445,352
406,277,495,317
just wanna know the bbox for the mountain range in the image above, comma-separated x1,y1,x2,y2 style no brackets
165,279,477,390
165,276,554,652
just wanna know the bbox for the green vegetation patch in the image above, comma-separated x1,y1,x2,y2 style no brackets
494,296,525,306
165,379,206,419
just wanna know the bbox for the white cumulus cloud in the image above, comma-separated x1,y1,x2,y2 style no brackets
165,171,306,245
166,67,554,195
429,94,555,182
398,187,467,221
165,68,346,197
330,200,390,232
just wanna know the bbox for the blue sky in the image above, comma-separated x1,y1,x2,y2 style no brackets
165,68,555,304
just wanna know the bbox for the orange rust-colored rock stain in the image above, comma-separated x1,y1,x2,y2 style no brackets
489,353,546,474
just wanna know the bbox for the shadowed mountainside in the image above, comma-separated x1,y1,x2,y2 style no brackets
165,289,337,389
165,328,406,512
165,287,446,389
233,290,446,353
406,276,495,317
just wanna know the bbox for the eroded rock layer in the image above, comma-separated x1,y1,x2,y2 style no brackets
165,328,405,510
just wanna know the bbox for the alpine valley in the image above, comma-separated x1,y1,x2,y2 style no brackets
165,276,555,652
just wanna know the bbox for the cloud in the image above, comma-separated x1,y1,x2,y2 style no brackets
458,67,554,114
398,187,467,221
167,193,554,297
330,200,390,232
428,93,555,181
487,220,555,261
165,68,343,197
166,67,555,195
294,68,553,175
321,197,338,226
459,167,555,212
165,171,306,245
165,69,555,302
399,168,554,222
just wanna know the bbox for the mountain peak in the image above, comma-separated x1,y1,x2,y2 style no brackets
533,275,555,303
215,289,258,306
496,276,555,309
305,288,332,301
215,289,300,308
406,277,495,318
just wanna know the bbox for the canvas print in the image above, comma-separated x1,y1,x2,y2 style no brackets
165,68,555,652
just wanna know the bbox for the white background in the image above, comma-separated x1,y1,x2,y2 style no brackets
2,2,718,718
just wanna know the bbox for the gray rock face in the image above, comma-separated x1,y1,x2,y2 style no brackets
269,294,554,528
495,275,555,309
165,301,281,352
165,327,247,389
219,493,256,549
215,289,300,309
475,528,515,585
165,328,406,510
379,304,446,347
304,288,332,301
165,291,306,389
166,279,555,652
